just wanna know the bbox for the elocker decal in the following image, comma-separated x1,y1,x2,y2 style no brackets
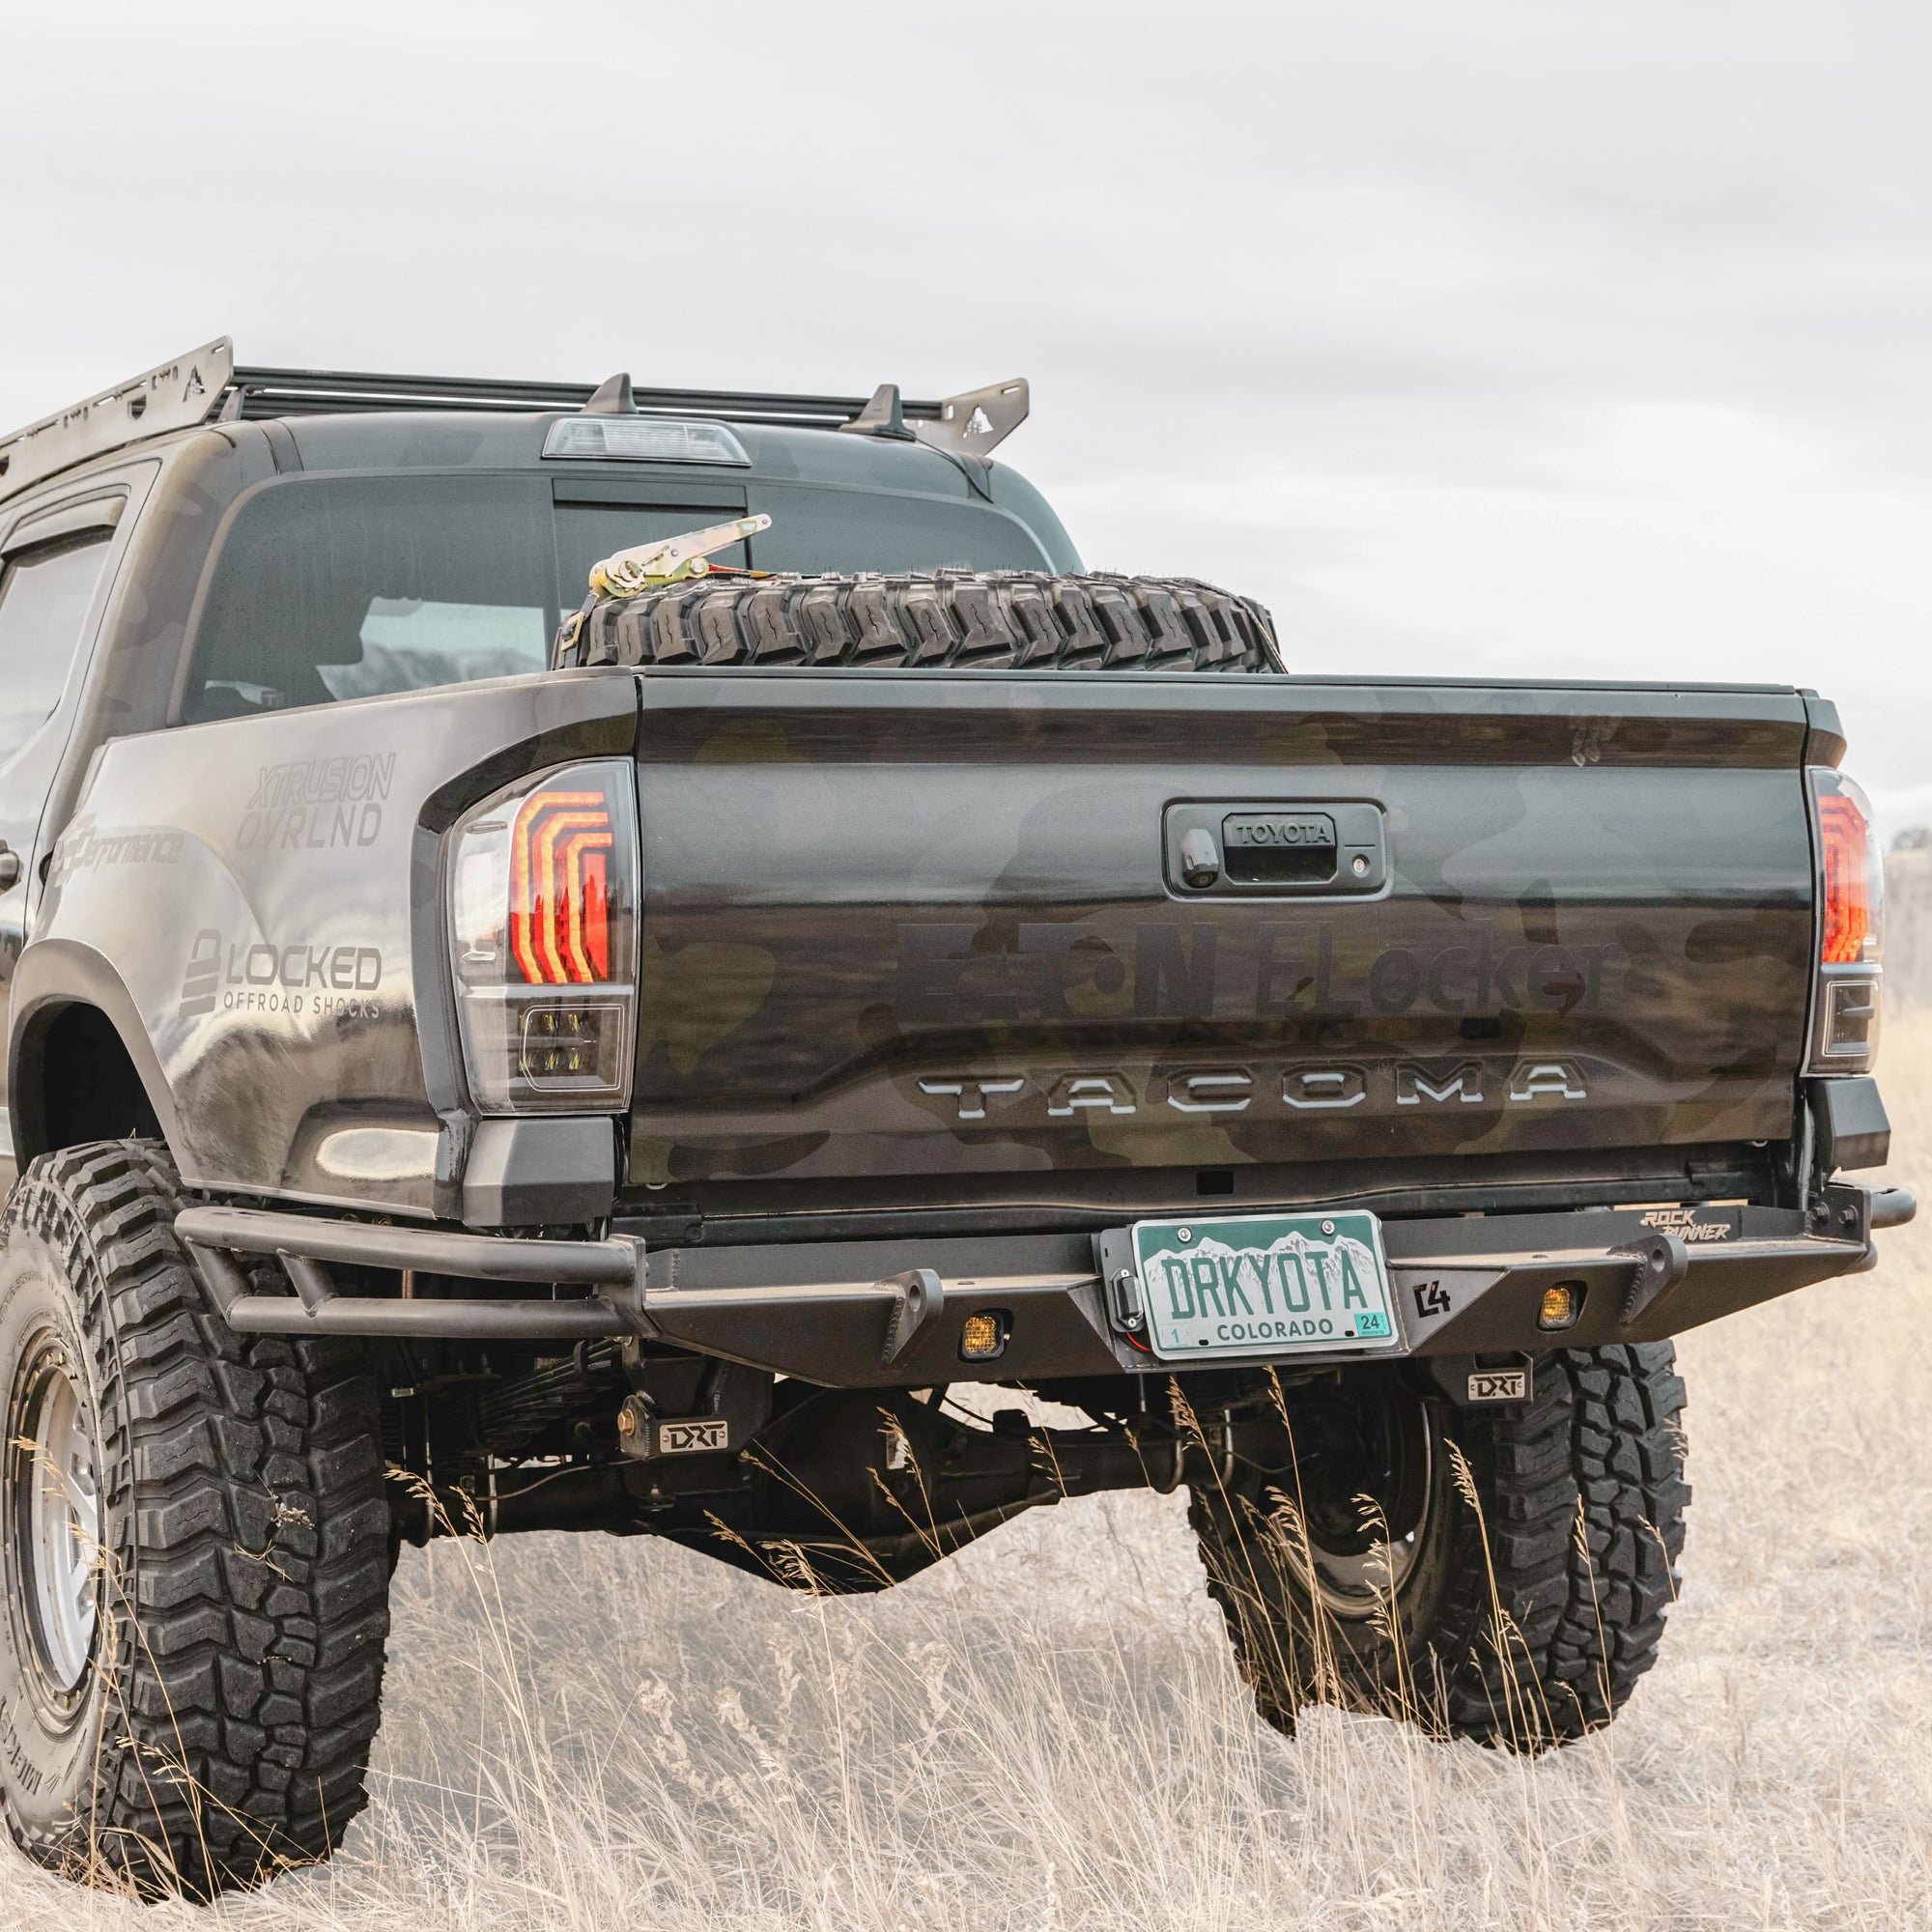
895,920,1625,1022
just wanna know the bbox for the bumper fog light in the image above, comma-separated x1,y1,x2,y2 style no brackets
1538,1282,1583,1331
958,1310,1009,1362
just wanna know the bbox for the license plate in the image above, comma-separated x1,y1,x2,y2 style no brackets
1131,1210,1402,1361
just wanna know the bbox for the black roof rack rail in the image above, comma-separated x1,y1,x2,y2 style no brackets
222,366,949,429
0,339,1031,506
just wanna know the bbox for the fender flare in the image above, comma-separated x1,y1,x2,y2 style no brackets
10,937,186,1168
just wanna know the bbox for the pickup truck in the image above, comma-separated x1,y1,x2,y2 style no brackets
0,339,1908,1898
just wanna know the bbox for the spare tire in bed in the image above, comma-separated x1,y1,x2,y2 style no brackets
554,569,1282,674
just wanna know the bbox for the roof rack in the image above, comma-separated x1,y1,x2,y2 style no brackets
0,340,1029,506
221,366,940,427
219,367,1030,457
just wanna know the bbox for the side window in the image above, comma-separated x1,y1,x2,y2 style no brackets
0,536,113,764
183,475,556,721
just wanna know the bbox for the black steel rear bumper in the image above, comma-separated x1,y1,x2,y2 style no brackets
177,1180,1913,1385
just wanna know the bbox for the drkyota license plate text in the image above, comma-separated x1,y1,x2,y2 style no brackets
1132,1210,1402,1360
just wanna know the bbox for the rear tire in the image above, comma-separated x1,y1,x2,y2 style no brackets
0,1140,390,1896
559,568,1281,674
1190,1346,1689,1750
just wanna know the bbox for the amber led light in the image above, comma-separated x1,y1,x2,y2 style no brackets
958,1311,1009,1362
1538,1283,1582,1330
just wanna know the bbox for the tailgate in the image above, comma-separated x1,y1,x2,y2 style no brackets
625,671,1819,1189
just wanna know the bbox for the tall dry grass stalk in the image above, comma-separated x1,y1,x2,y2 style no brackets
6,1026,1932,1928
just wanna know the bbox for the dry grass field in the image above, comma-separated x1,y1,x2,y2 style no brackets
6,1037,1932,1929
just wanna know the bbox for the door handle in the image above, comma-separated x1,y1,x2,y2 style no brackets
0,843,20,891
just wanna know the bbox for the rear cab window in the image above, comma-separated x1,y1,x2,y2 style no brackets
183,475,556,723
181,454,1068,720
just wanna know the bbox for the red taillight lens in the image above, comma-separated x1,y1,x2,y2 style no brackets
509,789,614,984
1806,767,1883,1076
448,760,639,1114
1817,790,1872,965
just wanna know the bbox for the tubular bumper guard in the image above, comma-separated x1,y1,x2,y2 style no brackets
177,1182,1915,1384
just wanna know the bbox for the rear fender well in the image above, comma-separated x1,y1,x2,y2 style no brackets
10,939,185,1165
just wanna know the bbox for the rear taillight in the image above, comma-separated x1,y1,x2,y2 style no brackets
1817,791,1874,964
509,788,616,984
1807,769,1883,1074
447,760,639,1114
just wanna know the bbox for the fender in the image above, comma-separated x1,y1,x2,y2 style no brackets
10,937,187,1168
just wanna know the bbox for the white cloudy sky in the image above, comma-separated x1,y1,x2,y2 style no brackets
5,1,1930,825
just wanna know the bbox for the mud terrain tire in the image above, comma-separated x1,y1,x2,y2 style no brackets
559,569,1281,673
1190,1346,1689,1751
0,1140,390,1896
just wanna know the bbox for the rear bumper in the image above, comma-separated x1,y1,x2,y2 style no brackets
177,1182,1912,1384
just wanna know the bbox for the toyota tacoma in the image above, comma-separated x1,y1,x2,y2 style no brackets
0,339,1908,1895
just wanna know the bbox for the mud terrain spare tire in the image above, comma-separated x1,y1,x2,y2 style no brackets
557,569,1282,673
0,1140,391,1897
1189,1345,1689,1752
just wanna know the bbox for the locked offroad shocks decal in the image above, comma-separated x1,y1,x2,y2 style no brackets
179,930,384,1021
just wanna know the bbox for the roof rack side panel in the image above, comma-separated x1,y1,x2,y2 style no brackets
0,338,233,506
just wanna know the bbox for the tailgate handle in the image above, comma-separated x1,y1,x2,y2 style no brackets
1166,801,1386,897
1223,810,1336,883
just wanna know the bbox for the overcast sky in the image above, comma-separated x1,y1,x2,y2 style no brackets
6,1,1930,826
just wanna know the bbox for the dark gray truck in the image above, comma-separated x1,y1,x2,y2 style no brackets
0,339,1909,1895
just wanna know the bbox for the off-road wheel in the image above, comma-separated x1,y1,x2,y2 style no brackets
0,1140,390,1896
1190,1346,1689,1751
557,568,1281,674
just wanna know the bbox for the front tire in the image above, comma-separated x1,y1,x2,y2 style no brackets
1190,1346,1690,1750
0,1141,391,1896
